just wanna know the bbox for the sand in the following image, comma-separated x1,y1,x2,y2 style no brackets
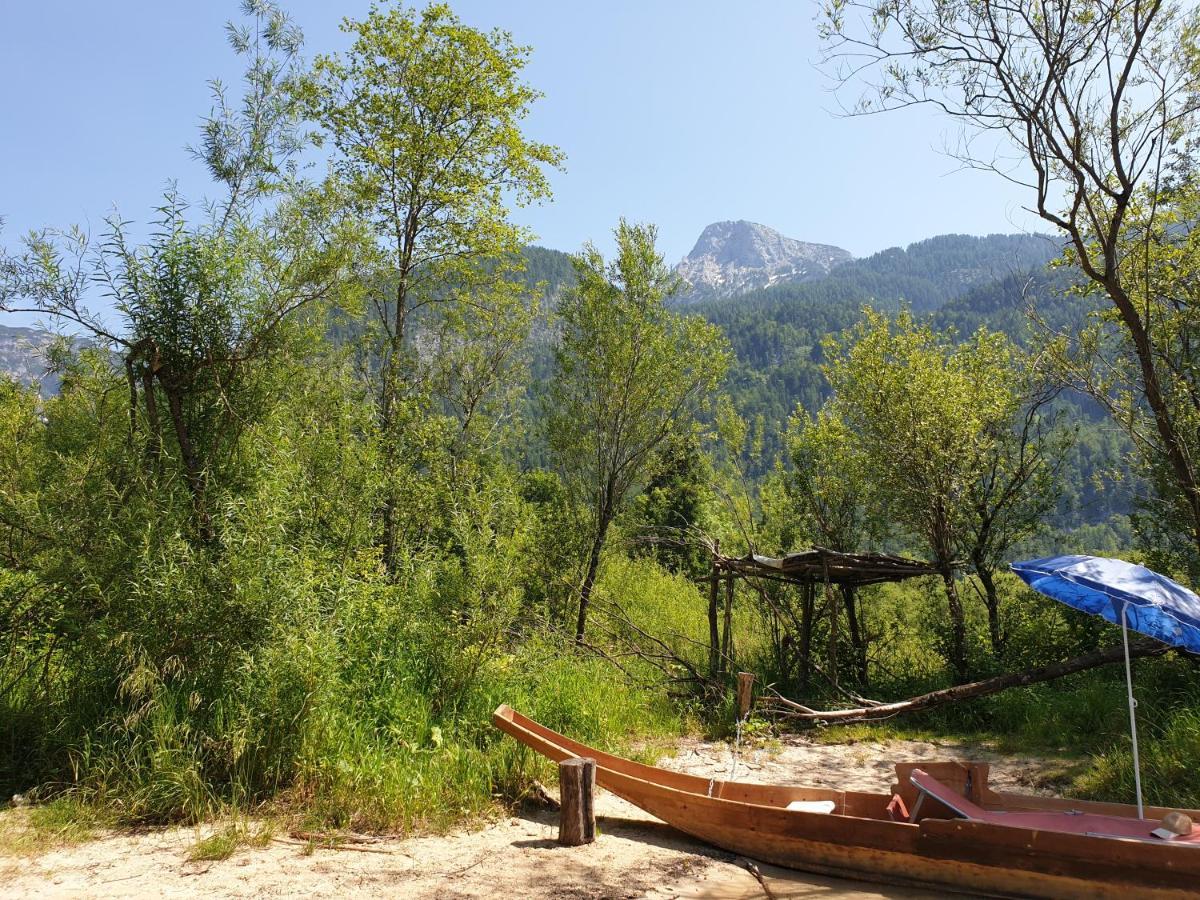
0,733,1067,899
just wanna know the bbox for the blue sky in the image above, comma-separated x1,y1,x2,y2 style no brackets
1,1,1039,277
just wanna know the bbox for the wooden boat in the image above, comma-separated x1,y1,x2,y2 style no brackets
493,704,1200,898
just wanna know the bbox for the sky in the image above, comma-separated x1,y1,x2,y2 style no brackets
1,1,1041,296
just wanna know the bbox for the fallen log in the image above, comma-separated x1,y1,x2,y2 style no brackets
764,640,1169,724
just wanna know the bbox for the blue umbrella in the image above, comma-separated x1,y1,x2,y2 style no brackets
1010,554,1200,818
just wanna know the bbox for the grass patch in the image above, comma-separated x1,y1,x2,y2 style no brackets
189,826,241,862
0,797,112,856
187,821,274,862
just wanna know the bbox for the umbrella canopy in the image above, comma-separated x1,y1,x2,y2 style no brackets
1011,554,1200,819
1011,554,1200,653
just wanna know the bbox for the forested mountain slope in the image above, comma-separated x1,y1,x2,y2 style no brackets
692,234,1072,448
509,232,1130,543
0,231,1130,539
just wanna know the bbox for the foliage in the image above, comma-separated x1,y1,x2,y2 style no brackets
300,0,563,571
822,309,1070,679
785,407,879,553
546,220,730,642
821,0,1200,572
7,0,1200,842
1047,182,1200,580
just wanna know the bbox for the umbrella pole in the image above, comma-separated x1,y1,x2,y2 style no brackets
1120,602,1145,819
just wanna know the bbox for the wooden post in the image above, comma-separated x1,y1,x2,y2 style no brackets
558,757,596,846
708,542,721,678
736,671,755,721
721,574,734,675
799,582,814,692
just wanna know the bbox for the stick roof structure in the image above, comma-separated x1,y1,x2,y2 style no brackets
716,547,940,587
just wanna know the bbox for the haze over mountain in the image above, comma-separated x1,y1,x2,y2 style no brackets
673,220,853,303
0,324,62,394
0,225,1061,396
0,222,1129,540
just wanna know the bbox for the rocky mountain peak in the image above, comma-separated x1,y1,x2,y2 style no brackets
674,220,852,302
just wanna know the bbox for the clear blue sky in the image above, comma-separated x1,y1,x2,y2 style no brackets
1,1,1039,279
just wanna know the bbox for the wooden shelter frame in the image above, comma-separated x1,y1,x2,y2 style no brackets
704,547,941,688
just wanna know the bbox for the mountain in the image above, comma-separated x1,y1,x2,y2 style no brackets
695,232,1061,320
674,220,853,303
691,232,1076,468
0,324,62,393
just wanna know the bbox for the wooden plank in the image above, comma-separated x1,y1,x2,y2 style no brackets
919,817,1200,888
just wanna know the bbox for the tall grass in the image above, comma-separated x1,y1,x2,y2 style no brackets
1,540,696,833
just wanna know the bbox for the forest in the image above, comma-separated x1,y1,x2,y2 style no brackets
3,0,1200,849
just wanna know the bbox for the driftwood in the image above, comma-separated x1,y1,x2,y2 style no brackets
526,779,560,809
764,640,1169,724
273,837,393,854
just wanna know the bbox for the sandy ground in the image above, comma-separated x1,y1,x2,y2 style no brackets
0,734,1066,899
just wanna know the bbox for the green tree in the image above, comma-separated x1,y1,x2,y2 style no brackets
786,408,878,555
0,1,361,542
820,0,1200,559
1049,182,1200,576
785,408,880,684
548,220,730,644
300,1,563,572
629,430,712,575
963,378,1072,656
824,310,1036,681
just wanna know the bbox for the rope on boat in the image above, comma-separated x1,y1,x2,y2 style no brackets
708,713,747,798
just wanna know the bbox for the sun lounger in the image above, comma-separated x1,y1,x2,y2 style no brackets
909,769,1200,843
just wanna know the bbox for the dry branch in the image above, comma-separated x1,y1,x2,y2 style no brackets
764,640,1169,724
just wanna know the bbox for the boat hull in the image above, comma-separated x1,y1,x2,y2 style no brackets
493,704,1200,899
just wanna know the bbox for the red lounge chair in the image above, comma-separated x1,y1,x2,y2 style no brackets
909,769,1200,843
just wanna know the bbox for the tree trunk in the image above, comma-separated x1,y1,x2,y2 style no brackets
799,582,815,693
1106,281,1200,555
707,543,720,677
379,269,411,577
841,584,868,687
141,367,162,462
164,384,211,543
707,572,720,678
767,640,1168,724
721,575,734,675
976,561,1003,658
824,580,838,688
575,513,611,645
941,568,969,684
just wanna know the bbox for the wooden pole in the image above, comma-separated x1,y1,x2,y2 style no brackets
558,757,596,846
721,574,734,675
708,543,720,677
736,671,755,720
799,582,814,692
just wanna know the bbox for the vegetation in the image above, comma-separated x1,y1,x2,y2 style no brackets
299,1,563,573
3,0,1200,847
822,0,1200,570
547,220,729,643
